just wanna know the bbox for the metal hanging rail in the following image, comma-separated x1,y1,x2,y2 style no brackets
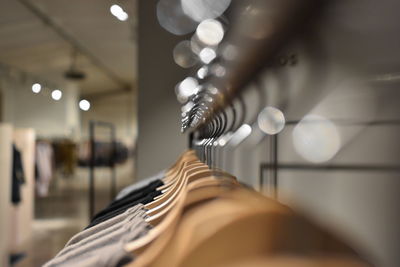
182,0,324,133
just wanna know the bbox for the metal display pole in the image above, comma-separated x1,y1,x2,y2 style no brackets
88,120,117,220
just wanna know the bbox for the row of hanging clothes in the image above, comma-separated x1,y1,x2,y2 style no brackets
35,139,76,197
34,138,131,197
44,149,369,267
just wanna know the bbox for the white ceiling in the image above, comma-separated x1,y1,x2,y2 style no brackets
0,0,137,95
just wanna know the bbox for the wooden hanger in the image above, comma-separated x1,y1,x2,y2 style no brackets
126,174,366,267
124,176,239,267
124,168,237,250
146,165,210,217
161,150,197,184
153,160,204,200
145,163,209,219
159,161,205,192
146,185,363,267
144,189,272,267
183,255,369,267
159,150,199,186
152,163,236,211
178,209,368,267
145,166,236,224
182,176,239,207
175,191,367,267
145,161,206,209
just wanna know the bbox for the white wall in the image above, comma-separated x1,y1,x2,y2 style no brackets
81,91,136,143
137,96,185,179
79,90,137,190
222,1,400,266
136,0,186,180
1,78,80,138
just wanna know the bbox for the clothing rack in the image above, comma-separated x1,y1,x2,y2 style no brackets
88,120,117,219
181,0,323,132
181,0,324,165
259,119,400,197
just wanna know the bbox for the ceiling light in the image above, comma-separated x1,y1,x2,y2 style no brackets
110,4,123,16
110,4,129,21
32,83,41,93
51,89,62,101
79,99,91,111
117,12,128,21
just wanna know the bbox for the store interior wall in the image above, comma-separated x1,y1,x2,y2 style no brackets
278,5,400,266
80,90,137,187
1,78,80,138
262,61,400,267
136,0,186,180
81,91,137,143
222,1,400,265
0,1,138,265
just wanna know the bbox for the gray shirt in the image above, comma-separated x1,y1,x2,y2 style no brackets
44,217,150,267
64,204,146,248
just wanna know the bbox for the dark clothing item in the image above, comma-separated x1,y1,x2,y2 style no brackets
108,180,163,209
78,141,130,167
91,179,163,221
9,253,26,265
115,170,165,200
53,141,77,176
11,145,25,205
85,179,163,229
86,190,160,229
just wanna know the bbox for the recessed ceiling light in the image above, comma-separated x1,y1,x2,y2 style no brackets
51,89,62,101
79,99,91,111
110,4,129,21
32,83,41,93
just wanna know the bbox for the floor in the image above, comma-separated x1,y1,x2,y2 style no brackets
14,164,134,267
